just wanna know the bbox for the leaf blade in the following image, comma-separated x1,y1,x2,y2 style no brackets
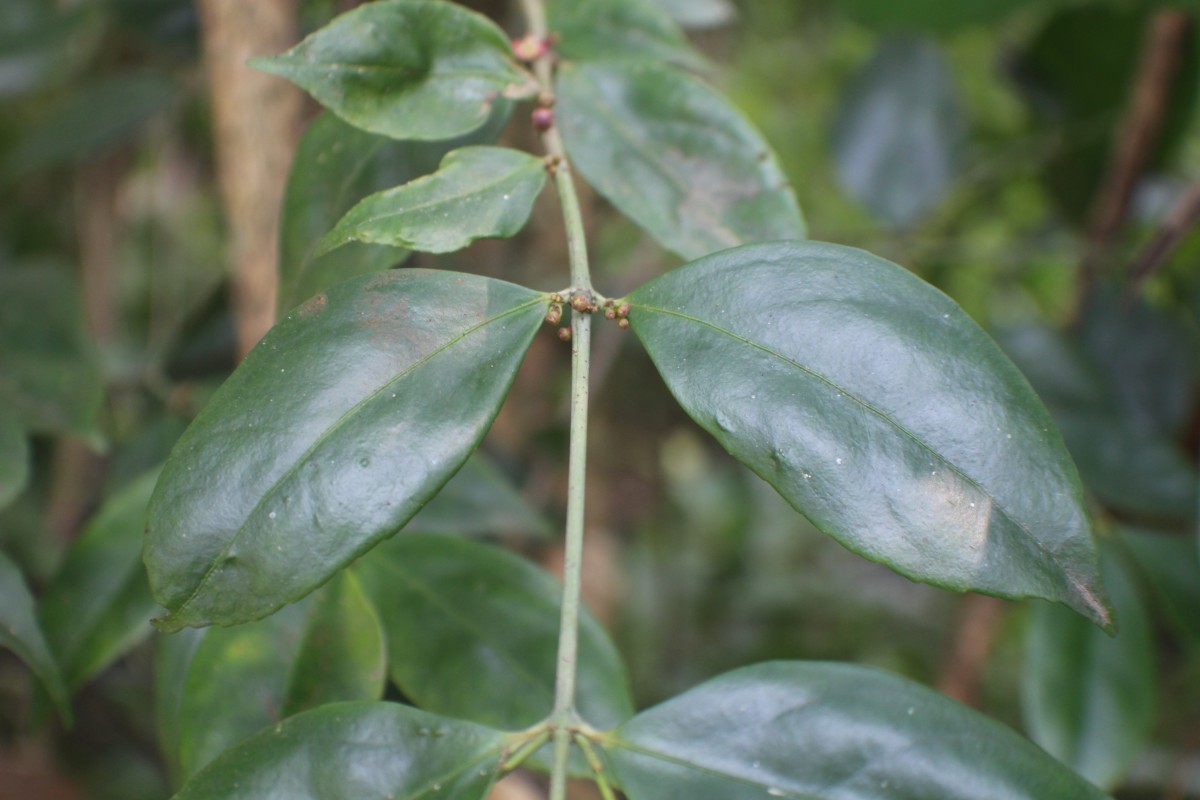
627,241,1110,627
604,661,1111,800
556,61,804,260
145,270,548,630
318,146,546,256
0,550,70,723
251,0,535,141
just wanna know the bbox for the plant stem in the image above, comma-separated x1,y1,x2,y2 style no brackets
520,2,594,799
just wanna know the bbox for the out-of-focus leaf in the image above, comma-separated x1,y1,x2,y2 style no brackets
831,35,964,228
549,0,706,69
251,0,535,141
997,321,1198,521
0,3,98,97
355,534,633,730
39,470,161,690
0,550,70,723
603,661,1111,799
145,270,548,631
556,60,805,261
278,105,512,313
2,72,175,177
1122,528,1200,645
172,702,509,800
644,0,735,29
1022,546,1156,790
834,0,1038,32
405,453,550,538
0,262,104,440
176,572,385,777
155,627,205,787
1018,5,1197,224
0,407,29,510
318,146,546,256
628,242,1111,628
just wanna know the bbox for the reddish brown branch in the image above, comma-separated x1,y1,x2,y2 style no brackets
936,594,1008,708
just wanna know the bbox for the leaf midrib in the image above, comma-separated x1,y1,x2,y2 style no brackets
632,301,1105,620
165,296,543,623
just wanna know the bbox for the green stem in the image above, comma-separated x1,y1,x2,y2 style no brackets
519,2,594,800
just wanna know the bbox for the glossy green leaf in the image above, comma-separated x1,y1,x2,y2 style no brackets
997,322,1198,522
644,0,735,30
0,550,70,723
144,270,548,631
173,701,507,800
556,61,805,261
2,71,174,177
604,661,1110,799
548,0,706,70
1022,547,1155,790
1122,528,1200,645
177,572,386,777
831,36,964,228
834,0,1041,32
318,146,546,257
406,453,550,538
278,107,511,313
355,534,633,729
0,262,104,439
251,0,536,141
0,407,29,510
627,241,1110,628
39,470,160,690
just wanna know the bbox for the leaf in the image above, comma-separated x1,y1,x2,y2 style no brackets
355,534,634,730
144,269,548,631
643,0,735,30
627,241,1111,628
1121,528,1200,645
0,406,29,510
833,0,1041,33
251,0,535,141
279,106,512,313
831,35,964,228
172,701,508,800
2,71,175,177
39,470,161,690
556,61,805,261
1022,546,1156,790
996,322,1198,522
548,0,707,70
602,661,1111,799
0,262,104,439
0,550,70,723
176,572,386,777
155,627,206,787
318,146,547,257
405,453,550,538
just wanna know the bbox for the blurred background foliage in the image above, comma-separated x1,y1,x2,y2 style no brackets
0,0,1198,798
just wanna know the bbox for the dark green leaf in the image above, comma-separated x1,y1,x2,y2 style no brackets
997,322,1198,522
355,534,633,729
604,661,1110,799
628,241,1110,628
2,72,175,177
279,106,511,313
251,0,536,141
405,453,550,538
318,146,546,256
39,470,160,690
0,407,29,510
556,61,805,261
0,262,104,439
145,270,547,631
172,701,508,800
176,572,385,777
1122,528,1200,645
831,36,964,228
834,0,1041,33
644,0,735,30
0,550,70,723
548,0,706,70
1022,546,1155,790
